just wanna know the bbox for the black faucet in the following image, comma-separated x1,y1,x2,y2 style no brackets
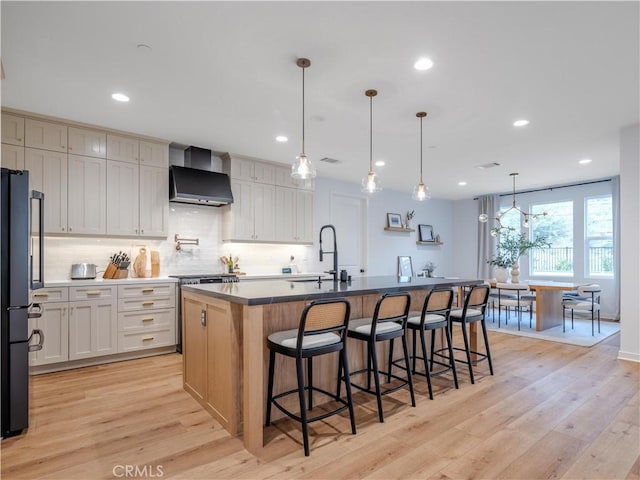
319,224,338,282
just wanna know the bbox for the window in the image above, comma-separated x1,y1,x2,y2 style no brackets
530,200,573,275
585,195,613,276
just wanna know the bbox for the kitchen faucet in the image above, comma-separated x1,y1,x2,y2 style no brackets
319,224,338,282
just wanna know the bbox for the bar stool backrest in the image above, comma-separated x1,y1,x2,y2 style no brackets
462,285,490,317
423,289,454,318
370,293,411,338
297,299,351,348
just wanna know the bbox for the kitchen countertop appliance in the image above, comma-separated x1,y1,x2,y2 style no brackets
168,273,238,353
70,263,97,280
1,168,45,438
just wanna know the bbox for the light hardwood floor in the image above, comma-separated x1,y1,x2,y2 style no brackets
1,331,638,479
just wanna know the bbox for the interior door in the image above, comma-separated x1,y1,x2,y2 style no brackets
330,193,367,277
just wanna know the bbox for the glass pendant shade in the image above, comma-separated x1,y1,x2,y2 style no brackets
291,58,316,180
361,171,381,193
291,153,315,179
412,181,431,201
479,213,489,223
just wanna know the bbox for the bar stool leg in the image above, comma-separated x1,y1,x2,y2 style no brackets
296,357,310,456
445,323,459,389
387,338,394,383
419,328,434,400
460,321,475,384
369,340,384,423
481,318,494,375
265,350,276,426
412,330,417,373
336,353,343,400
307,357,314,410
340,348,357,435
401,334,416,407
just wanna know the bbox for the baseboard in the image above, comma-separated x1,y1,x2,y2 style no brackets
617,350,640,363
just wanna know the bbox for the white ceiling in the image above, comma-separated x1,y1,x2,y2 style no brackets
2,1,638,199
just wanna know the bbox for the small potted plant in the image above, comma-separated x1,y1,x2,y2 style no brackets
488,227,550,283
424,261,436,277
406,210,415,229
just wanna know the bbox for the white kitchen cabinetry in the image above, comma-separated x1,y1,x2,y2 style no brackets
139,165,168,237
225,154,276,184
25,119,67,153
117,283,176,353
2,113,25,146
1,144,25,169
107,160,140,235
29,287,70,366
67,155,107,234
25,148,68,234
68,127,106,158
275,165,314,190
275,187,314,243
68,286,118,360
107,135,168,168
223,180,275,241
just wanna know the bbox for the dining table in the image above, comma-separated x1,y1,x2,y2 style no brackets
490,280,582,331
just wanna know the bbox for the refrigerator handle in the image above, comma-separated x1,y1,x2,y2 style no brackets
27,329,44,352
30,190,44,290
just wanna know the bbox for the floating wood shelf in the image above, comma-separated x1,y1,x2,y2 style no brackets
416,241,444,246
384,227,415,232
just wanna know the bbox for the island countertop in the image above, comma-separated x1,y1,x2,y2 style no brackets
181,275,482,306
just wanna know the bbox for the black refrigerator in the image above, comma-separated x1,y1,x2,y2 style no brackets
1,167,44,438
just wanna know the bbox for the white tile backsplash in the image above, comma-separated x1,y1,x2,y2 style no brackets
43,203,315,280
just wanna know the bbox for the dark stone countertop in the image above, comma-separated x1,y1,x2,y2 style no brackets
180,275,483,306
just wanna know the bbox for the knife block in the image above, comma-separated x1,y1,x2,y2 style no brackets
103,262,129,279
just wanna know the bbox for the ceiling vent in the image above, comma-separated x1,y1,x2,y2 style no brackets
475,162,501,169
320,157,342,164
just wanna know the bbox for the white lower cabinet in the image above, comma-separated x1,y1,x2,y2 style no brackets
28,302,69,366
117,283,176,353
68,295,118,360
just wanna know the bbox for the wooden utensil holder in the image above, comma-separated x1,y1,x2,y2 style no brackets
103,262,129,279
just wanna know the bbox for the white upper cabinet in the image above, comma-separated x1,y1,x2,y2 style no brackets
275,187,313,244
25,119,67,153
25,148,68,234
139,165,168,237
139,141,169,168
253,183,276,241
253,162,276,184
226,154,275,184
1,144,25,170
106,160,140,236
295,189,314,243
2,113,25,146
67,155,107,235
228,156,254,181
68,127,106,158
107,134,139,163
224,179,255,241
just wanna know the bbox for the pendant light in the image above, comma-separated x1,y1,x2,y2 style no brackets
291,58,316,180
361,89,381,193
412,111,431,201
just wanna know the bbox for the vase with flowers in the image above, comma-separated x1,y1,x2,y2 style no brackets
488,227,550,283
406,210,415,229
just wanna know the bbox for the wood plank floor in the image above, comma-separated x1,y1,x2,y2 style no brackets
1,331,638,479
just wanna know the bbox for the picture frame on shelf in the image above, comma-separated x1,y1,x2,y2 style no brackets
398,256,413,277
387,213,403,228
418,224,434,242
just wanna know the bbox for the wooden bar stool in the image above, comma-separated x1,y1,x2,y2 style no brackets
341,292,415,423
265,298,356,456
399,288,458,399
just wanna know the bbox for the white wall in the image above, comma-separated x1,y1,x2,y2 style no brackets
452,199,478,279
619,124,640,362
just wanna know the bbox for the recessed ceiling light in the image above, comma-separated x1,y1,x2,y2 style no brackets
458,181,467,186
111,93,130,102
579,158,592,164
275,135,288,143
375,160,385,167
414,57,434,71
513,119,529,127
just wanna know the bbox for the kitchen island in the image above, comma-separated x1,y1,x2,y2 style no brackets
181,275,482,454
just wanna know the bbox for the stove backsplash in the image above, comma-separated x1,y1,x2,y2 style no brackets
42,203,314,281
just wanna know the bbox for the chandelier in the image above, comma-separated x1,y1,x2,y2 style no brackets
479,172,548,234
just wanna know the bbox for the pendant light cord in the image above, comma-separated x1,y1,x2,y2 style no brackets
369,95,373,171
420,116,423,182
301,66,305,155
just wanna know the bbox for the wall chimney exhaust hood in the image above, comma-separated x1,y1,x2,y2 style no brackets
169,146,234,207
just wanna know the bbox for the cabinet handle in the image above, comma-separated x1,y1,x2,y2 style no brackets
61,226,65,231
69,146,72,150
142,336,154,342
135,229,138,234
17,138,22,141
140,229,144,234
86,290,101,296
142,301,154,307
33,293,49,298
69,227,73,232
142,288,154,293
61,145,65,149
142,318,154,323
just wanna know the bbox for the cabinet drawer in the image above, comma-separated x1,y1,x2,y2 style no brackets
69,285,117,301
31,287,69,303
118,327,175,352
118,283,175,299
118,308,175,332
118,295,175,312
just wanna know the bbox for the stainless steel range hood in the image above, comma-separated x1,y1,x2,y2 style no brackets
169,147,234,207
